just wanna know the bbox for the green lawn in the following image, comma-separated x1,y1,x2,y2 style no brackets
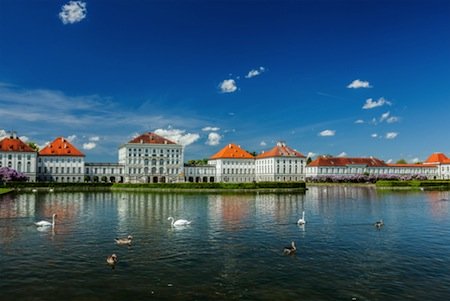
0,188,13,195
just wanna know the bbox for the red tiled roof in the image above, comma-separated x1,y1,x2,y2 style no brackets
39,137,84,157
257,142,306,159
424,153,450,164
129,132,176,145
307,157,387,167
0,137,35,153
387,163,436,168
210,143,254,159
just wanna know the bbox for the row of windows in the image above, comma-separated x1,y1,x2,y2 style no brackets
87,168,124,174
127,159,180,165
127,167,179,175
38,167,82,174
308,167,437,175
0,154,34,160
38,157,83,163
128,148,180,154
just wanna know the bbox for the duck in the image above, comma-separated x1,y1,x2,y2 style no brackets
35,214,57,227
297,211,306,225
283,241,297,255
106,254,118,265
168,216,191,226
374,219,384,229
115,235,133,245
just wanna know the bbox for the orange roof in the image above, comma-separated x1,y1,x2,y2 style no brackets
39,137,84,157
424,153,450,164
129,132,176,145
210,143,254,159
307,156,387,167
0,137,35,153
257,142,305,159
387,163,436,168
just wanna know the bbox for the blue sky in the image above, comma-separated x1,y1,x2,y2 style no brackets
1,0,449,163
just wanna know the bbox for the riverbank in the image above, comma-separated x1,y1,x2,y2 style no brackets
2,181,307,193
0,188,13,195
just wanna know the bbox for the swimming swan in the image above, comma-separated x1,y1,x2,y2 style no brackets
168,216,191,226
297,211,306,225
374,219,384,229
106,254,118,265
283,241,297,255
115,235,133,245
35,214,57,227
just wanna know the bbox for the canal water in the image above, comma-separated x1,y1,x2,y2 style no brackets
1,186,449,300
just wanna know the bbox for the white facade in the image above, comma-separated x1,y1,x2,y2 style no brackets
184,165,216,182
0,134,37,182
118,133,184,183
37,156,85,182
208,158,255,183
85,163,125,182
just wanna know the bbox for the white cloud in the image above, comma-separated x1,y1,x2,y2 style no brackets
19,136,29,142
355,119,364,124
83,142,96,150
380,111,399,123
202,126,220,132
260,141,267,147
362,97,391,109
386,116,399,123
386,132,398,139
245,66,265,79
412,157,420,163
337,152,347,157
219,79,237,93
0,129,8,139
67,135,77,142
155,128,200,146
387,159,393,164
206,132,221,146
319,129,336,137
89,136,100,141
347,79,372,89
307,152,317,158
59,1,87,25
371,133,378,138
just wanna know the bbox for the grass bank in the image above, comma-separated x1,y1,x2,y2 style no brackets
376,180,450,189
2,181,306,192
0,188,13,195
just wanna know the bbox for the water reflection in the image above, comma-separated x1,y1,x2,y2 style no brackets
1,187,449,301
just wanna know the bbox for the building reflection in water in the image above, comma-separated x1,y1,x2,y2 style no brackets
426,190,450,219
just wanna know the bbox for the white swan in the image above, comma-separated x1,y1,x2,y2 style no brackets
35,214,57,227
374,219,384,229
168,216,191,226
297,211,306,225
115,235,133,245
283,241,297,255
106,254,118,265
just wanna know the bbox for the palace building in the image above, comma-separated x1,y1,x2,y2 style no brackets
0,131,449,183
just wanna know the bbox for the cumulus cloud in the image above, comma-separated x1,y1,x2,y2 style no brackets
412,157,420,163
59,1,87,24
362,97,391,109
219,79,237,93
155,128,200,146
386,132,398,139
337,152,347,157
380,111,399,123
355,119,364,124
307,152,317,158
386,159,393,164
347,79,372,89
83,142,96,150
206,132,221,146
319,129,336,137
245,66,265,78
0,129,8,139
371,133,378,138
89,136,100,141
202,126,220,132
67,135,77,142
260,141,267,147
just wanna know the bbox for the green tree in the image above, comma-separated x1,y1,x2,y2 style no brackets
27,142,39,151
306,157,312,165
396,159,407,164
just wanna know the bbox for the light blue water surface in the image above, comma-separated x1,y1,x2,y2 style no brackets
1,186,449,301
